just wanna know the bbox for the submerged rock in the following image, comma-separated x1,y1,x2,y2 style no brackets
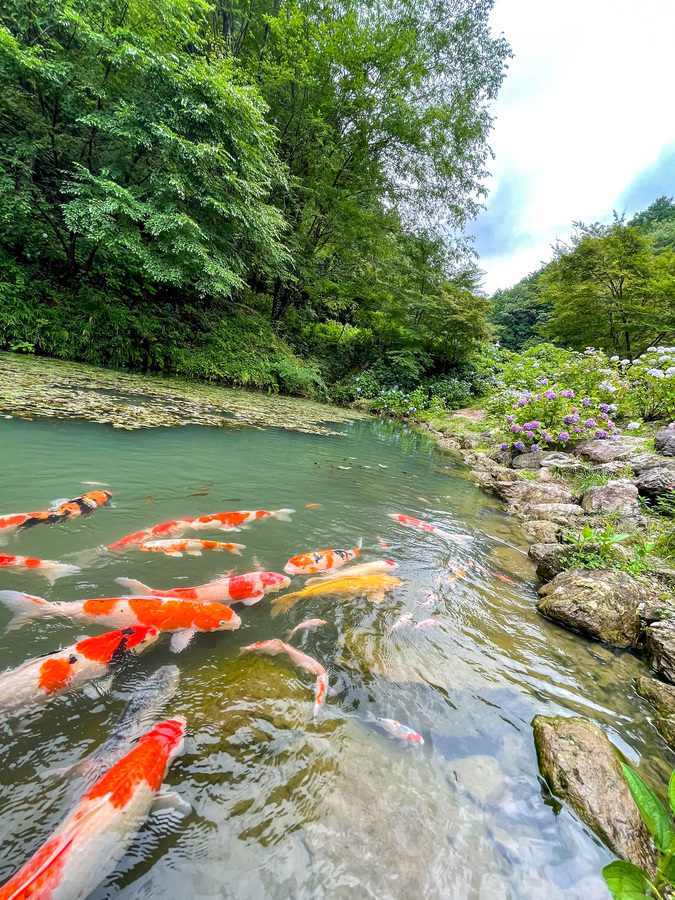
532,715,656,874
536,569,648,647
636,675,675,751
647,620,675,683
522,520,561,543
448,754,507,806
528,543,573,580
580,480,639,518
574,439,636,464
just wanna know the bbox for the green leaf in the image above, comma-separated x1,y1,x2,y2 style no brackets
622,763,674,853
602,860,653,899
669,770,675,819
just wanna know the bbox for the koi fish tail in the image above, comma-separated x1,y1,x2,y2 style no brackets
227,544,245,556
44,563,81,584
434,528,474,544
270,593,301,617
274,508,295,522
115,577,153,596
0,590,55,629
356,538,363,552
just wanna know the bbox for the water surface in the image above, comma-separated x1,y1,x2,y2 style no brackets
0,412,670,899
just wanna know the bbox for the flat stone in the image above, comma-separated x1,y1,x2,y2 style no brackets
537,568,649,647
521,502,583,525
574,439,636,463
522,520,561,543
630,452,675,476
539,451,587,469
528,543,574,580
647,620,675,683
580,479,639,517
532,715,656,874
655,427,675,456
437,437,460,451
448,754,506,806
485,481,574,505
636,466,675,499
638,597,675,625
512,449,546,469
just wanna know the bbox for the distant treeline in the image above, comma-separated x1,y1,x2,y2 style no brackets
491,196,675,357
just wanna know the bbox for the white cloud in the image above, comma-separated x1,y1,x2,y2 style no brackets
472,0,675,293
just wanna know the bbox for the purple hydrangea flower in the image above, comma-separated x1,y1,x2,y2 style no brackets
599,403,609,413
511,424,521,433
584,418,596,428
557,431,570,442
559,389,575,399
614,428,622,435
571,406,579,413
514,441,525,452
600,412,608,420
530,443,540,452
563,413,580,425
530,420,541,429
595,429,609,439
500,442,508,451
544,389,557,400
581,397,592,407
506,414,515,424
526,431,534,439
540,379,549,386
574,426,583,433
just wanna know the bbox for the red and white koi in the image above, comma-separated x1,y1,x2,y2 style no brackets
0,590,240,652
0,554,80,584
190,508,295,533
116,571,290,606
108,517,197,551
284,542,361,576
388,513,473,544
416,590,437,609
414,618,441,630
367,712,424,744
0,626,159,719
387,612,413,634
305,559,398,585
0,717,186,900
138,539,245,557
286,618,327,638
242,639,327,716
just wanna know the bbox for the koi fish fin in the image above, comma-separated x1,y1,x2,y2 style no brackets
0,590,53,629
151,788,192,818
356,538,363,550
217,525,241,532
434,529,474,543
44,563,81,584
274,508,295,523
83,675,113,699
369,591,386,604
186,550,202,556
115,577,153,595
168,551,184,558
241,592,265,607
228,544,245,556
270,593,301,617
170,629,196,653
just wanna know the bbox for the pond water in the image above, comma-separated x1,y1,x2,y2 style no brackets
0,408,672,899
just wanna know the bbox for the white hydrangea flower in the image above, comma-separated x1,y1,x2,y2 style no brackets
609,355,619,362
620,359,630,366
627,422,641,430
647,369,666,378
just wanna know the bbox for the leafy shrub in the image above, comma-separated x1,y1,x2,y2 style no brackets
624,346,675,420
371,386,446,419
427,378,473,409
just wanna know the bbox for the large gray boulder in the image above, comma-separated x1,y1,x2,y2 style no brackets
647,620,675,684
636,675,675,751
512,450,546,470
580,479,640,518
521,502,584,525
522,519,561,543
655,427,675,456
528,543,574,580
539,451,587,469
486,481,574,505
636,466,675,499
537,568,649,647
630,452,675,476
574,439,635,464
532,716,656,874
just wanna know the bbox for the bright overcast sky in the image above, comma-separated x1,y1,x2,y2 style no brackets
469,0,675,295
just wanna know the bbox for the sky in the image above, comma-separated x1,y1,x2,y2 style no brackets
469,0,675,295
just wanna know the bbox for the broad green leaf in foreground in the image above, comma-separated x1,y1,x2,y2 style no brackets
603,860,653,900
622,763,674,853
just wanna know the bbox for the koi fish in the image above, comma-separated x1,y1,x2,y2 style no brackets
286,618,327,638
284,542,361,576
416,590,437,609
0,626,159,719
305,559,398,585
108,517,198,551
0,718,186,900
388,513,473,543
138,539,245,557
494,573,519,585
0,554,80,584
367,712,424,744
270,574,402,616
0,591,240,652
242,639,327,716
0,491,114,542
51,665,181,790
190,508,295,533
387,612,413,634
414,618,441,630
305,503,321,509
378,536,388,549
116,571,290,606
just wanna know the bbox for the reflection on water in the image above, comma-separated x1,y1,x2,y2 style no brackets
0,414,671,899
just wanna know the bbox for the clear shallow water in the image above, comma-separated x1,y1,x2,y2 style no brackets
0,412,671,899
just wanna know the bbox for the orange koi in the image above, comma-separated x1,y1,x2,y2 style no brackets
305,503,321,509
0,626,158,719
0,718,186,900
242,639,327,716
190,508,294,532
0,554,80,584
284,542,361,575
0,590,240,652
388,513,473,543
108,517,196,551
138,539,245,557
116,571,290,606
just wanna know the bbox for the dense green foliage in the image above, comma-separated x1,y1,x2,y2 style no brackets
0,0,508,395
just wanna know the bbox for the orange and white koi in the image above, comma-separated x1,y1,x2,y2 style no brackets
0,626,159,719
0,491,113,542
284,542,361,576
388,513,473,543
414,618,441,630
242,639,327,716
0,718,186,900
366,712,424,744
108,517,197,551
190,508,295,533
305,559,398,585
0,554,80,584
138,539,245,557
286,618,327,638
271,574,402,616
387,612,413,634
116,571,290,606
0,591,240,652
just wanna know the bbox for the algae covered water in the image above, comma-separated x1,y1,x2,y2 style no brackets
0,408,671,899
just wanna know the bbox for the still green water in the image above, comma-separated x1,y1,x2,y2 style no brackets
0,410,670,899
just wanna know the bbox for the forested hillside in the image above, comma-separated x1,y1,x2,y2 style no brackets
0,0,508,397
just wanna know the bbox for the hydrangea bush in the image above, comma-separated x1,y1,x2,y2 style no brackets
371,385,447,419
498,385,620,453
623,346,675,420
